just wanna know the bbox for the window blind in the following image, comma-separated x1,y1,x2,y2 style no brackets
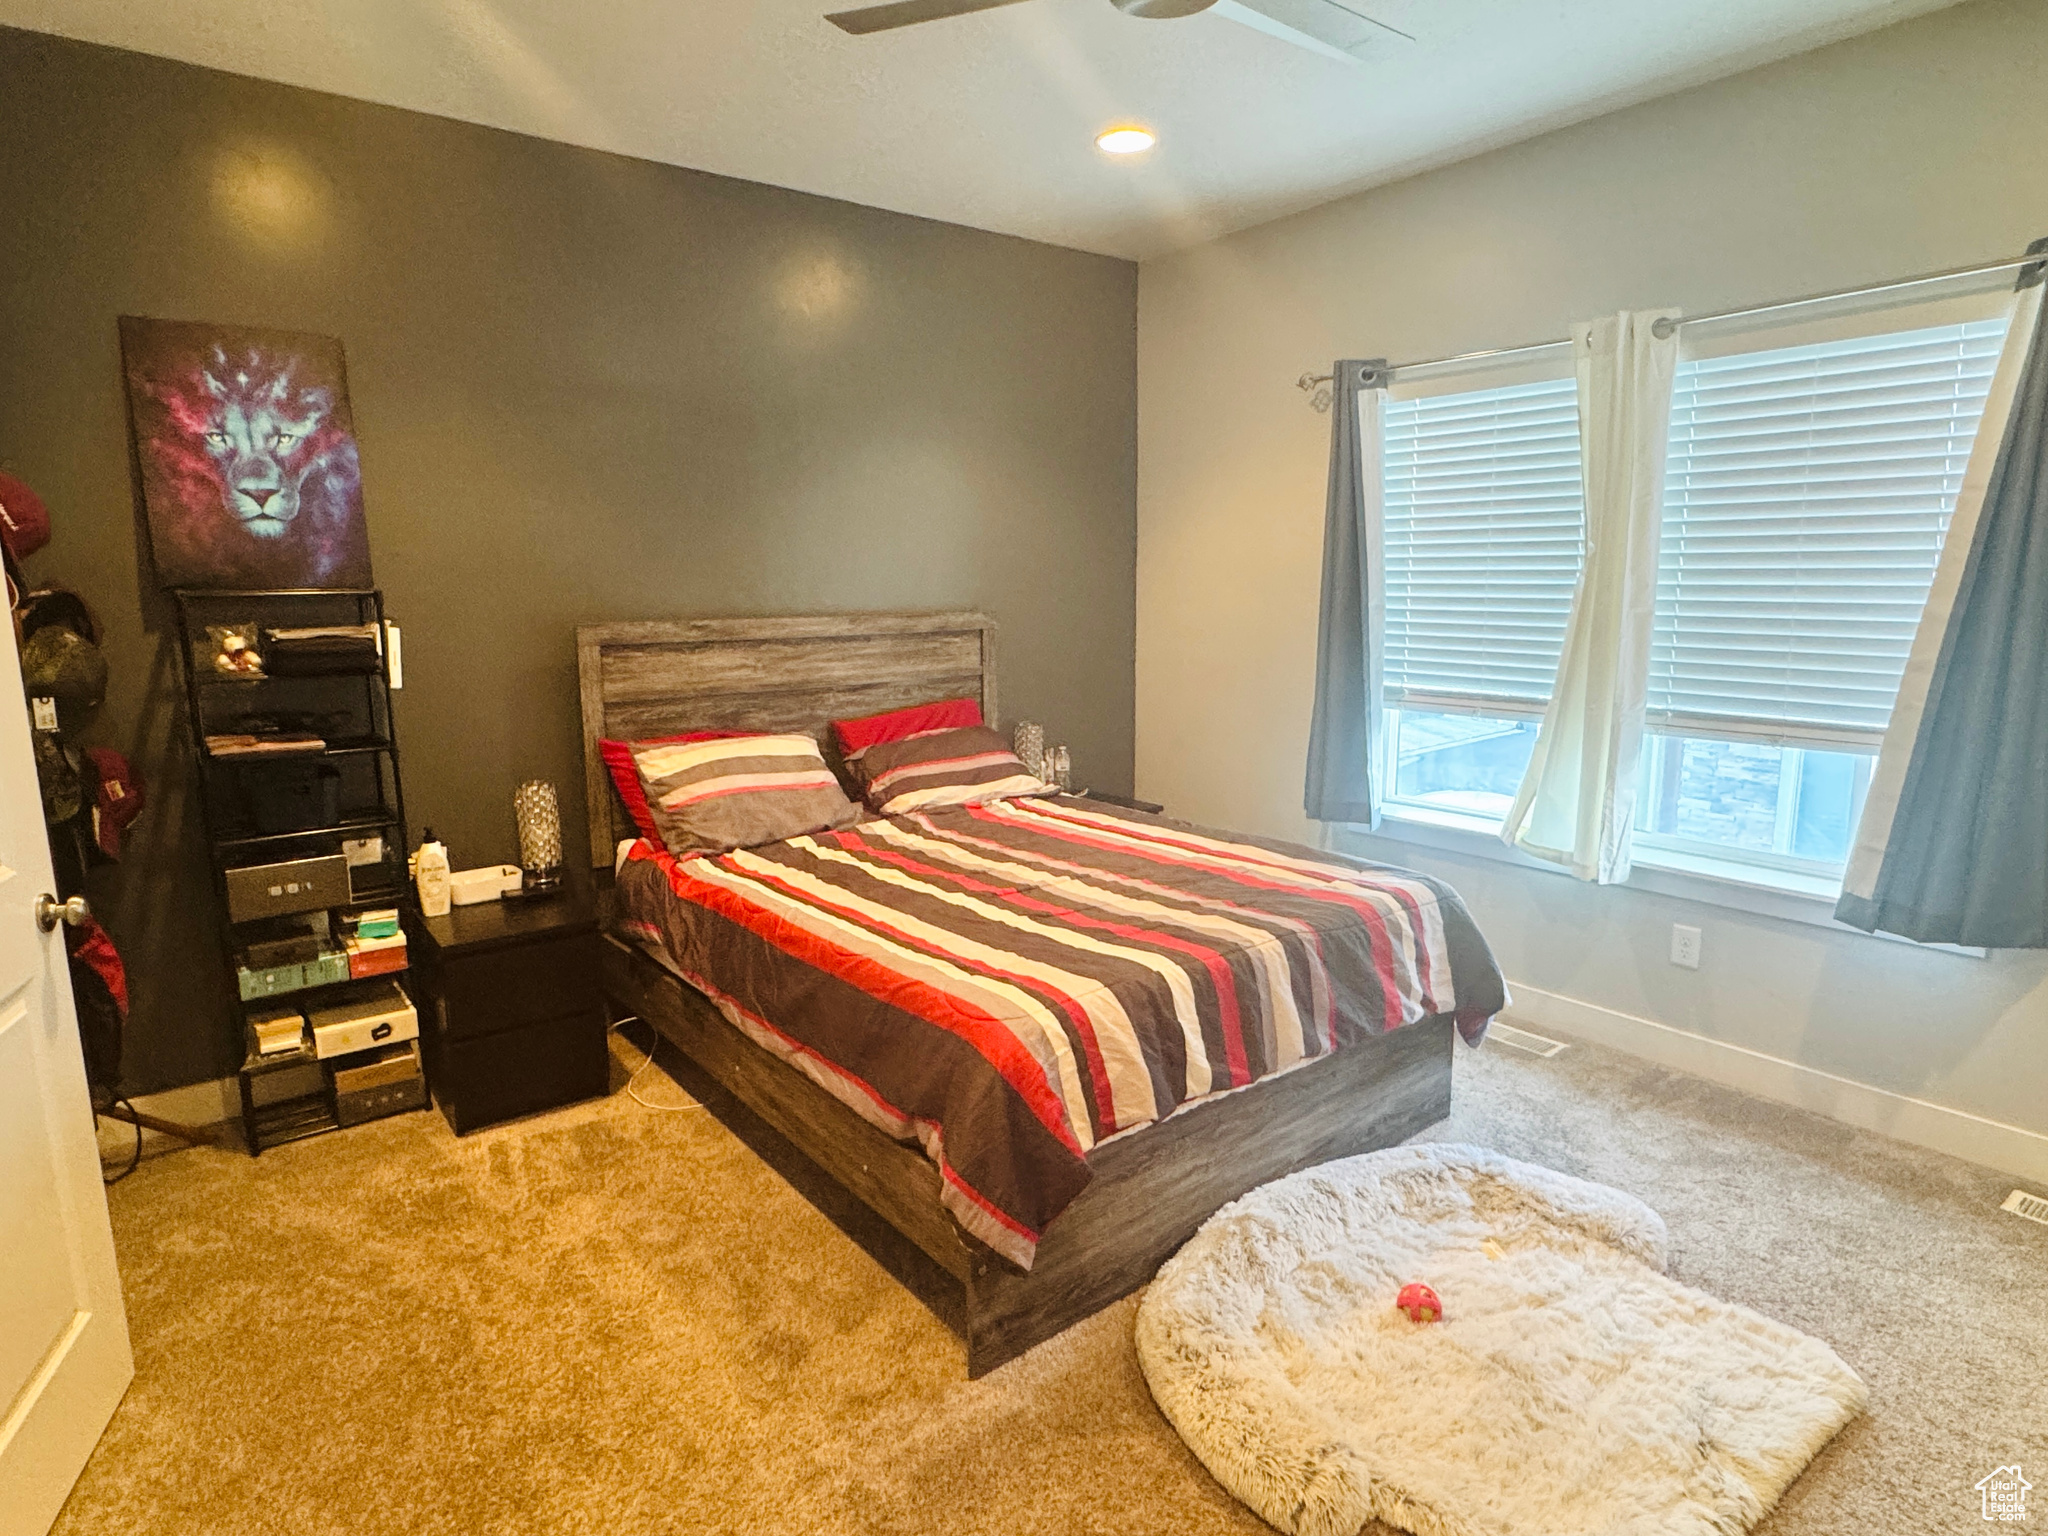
1381,376,1583,715
1650,318,2009,749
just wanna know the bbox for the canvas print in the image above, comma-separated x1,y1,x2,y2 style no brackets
120,316,372,590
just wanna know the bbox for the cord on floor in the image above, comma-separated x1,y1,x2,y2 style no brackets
607,1015,708,1113
100,1096,143,1184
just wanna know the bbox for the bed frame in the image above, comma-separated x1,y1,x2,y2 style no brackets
577,611,1455,1376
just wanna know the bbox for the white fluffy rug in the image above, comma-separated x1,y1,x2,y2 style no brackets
1136,1144,1867,1536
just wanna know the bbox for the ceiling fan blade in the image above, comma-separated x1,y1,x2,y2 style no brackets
826,0,1037,34
1211,0,1411,62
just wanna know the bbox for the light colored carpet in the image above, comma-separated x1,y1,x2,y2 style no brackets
1137,1143,1866,1536
56,1025,2046,1536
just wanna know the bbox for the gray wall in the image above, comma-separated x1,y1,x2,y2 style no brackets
1136,0,2048,1143
0,26,1137,1095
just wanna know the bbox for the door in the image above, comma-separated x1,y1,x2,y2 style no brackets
0,606,132,1536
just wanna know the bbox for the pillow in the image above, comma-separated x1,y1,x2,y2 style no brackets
832,696,985,759
852,725,1050,816
629,732,860,858
600,730,742,840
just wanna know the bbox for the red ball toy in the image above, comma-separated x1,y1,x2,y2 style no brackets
1395,1282,1443,1323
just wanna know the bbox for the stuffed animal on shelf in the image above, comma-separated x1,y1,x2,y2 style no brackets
1396,1282,1443,1323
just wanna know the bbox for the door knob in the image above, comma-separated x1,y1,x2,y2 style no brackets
35,893,90,932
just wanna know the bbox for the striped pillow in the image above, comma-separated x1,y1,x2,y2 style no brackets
853,725,1051,815
629,733,860,858
600,730,743,840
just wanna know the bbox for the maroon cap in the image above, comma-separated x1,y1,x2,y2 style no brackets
87,747,145,860
0,473,51,561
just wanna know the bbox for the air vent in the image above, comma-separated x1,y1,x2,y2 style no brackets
2001,1189,2048,1226
1488,1022,1569,1058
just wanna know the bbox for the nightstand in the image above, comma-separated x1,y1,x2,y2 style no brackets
405,871,609,1134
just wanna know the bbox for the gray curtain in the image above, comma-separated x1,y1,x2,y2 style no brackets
1836,253,2048,945
1304,359,1388,826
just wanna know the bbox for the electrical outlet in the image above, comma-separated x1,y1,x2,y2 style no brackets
1670,924,1702,969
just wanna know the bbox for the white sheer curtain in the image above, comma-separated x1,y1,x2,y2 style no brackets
1501,310,1680,882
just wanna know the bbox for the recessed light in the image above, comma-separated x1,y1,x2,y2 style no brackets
1095,126,1157,156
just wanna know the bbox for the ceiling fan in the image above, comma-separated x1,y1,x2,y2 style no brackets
824,0,1414,66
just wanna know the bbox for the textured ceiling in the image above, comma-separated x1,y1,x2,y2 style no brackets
0,0,1962,257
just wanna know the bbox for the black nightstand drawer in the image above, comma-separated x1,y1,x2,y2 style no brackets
433,931,599,1042
406,872,609,1135
433,1010,608,1135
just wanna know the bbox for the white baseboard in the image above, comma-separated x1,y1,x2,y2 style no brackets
1501,983,2048,1186
127,1077,238,1126
97,1078,238,1158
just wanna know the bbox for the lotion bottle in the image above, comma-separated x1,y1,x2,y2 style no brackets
415,828,452,918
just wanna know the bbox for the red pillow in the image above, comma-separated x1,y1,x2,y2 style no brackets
831,697,985,758
600,731,743,840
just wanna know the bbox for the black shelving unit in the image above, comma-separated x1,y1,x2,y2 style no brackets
169,588,421,1153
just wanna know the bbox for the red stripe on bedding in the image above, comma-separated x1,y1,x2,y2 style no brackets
769,842,1125,1136
973,800,1411,1035
630,928,1044,1253
656,850,1085,1157
1018,802,1445,1018
845,837,1253,1093
899,813,1341,1056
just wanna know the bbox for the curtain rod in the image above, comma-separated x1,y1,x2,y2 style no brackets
1296,247,2046,402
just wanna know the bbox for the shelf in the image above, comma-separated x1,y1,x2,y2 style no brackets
251,1101,341,1149
214,809,402,851
173,586,381,600
206,736,394,763
196,666,386,688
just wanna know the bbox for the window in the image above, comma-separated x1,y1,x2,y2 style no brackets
1367,302,2012,897
1379,372,1580,821
1634,315,2009,879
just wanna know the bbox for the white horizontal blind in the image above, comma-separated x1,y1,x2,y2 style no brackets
1381,376,1583,714
1651,318,2008,748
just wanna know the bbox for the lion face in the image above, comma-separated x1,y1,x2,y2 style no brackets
198,354,332,539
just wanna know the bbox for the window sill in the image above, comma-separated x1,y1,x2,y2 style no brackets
1341,809,1986,958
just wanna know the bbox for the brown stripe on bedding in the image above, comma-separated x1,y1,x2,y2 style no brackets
869,812,1339,1053
743,838,1181,1135
805,827,1283,1096
794,836,1212,1119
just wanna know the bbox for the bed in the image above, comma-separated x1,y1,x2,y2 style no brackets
579,611,1505,1376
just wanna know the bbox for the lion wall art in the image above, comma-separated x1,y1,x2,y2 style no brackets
120,316,372,590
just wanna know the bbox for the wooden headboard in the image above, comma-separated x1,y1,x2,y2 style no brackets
575,611,998,864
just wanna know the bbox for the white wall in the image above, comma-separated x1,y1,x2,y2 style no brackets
1135,0,2048,1160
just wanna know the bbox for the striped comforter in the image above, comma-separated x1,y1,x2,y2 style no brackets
614,795,1506,1268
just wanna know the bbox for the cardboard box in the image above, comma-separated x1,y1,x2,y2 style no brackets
332,1041,421,1095
335,1073,427,1127
308,980,418,1059
344,934,407,979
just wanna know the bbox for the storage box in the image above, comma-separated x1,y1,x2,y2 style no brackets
332,1040,421,1094
245,765,342,835
450,865,523,906
352,907,401,940
236,945,348,1000
308,980,418,1059
249,1003,307,1057
335,1072,427,1127
344,932,407,979
247,1058,325,1108
238,959,304,1001
225,854,350,924
243,919,324,970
